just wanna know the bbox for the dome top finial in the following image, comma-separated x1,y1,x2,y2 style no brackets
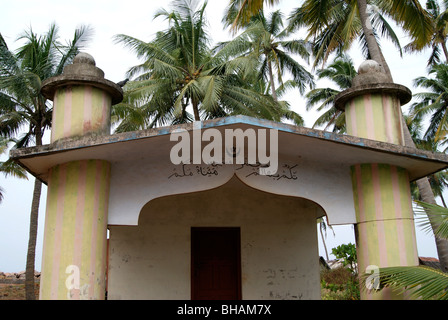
73,52,96,66
358,59,382,75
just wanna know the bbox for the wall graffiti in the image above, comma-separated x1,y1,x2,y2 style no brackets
168,161,298,181
168,163,223,179
237,163,298,180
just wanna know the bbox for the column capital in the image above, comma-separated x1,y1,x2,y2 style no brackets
334,82,411,111
334,59,411,111
41,52,123,105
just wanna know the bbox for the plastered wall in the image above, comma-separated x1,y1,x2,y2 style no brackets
107,177,322,300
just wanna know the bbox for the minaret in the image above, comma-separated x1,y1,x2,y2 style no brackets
39,53,123,299
335,60,419,300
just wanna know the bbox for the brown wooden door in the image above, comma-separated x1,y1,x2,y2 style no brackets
191,227,241,300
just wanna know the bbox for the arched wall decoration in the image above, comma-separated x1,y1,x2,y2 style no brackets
107,153,356,226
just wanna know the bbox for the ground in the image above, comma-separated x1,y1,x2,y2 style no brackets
0,283,40,300
0,267,356,300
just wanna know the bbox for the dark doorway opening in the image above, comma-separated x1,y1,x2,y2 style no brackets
191,227,242,300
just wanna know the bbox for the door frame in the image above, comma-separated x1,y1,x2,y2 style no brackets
190,227,242,300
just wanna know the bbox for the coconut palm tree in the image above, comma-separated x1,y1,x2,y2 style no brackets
223,0,280,31
241,77,306,125
408,63,448,209
0,24,92,299
410,63,448,144
226,0,431,74
220,9,314,101
224,0,448,274
287,0,405,71
318,216,335,261
404,113,448,206
287,0,432,79
113,0,301,131
412,166,448,208
305,54,357,132
406,0,448,66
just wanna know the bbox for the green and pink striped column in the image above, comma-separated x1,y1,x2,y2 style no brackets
40,53,122,299
51,85,111,142
351,163,418,299
335,61,417,299
39,160,111,300
345,93,405,145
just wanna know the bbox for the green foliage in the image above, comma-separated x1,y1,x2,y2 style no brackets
405,0,448,65
305,54,356,132
320,243,360,300
223,0,280,31
219,9,314,98
405,113,448,202
0,23,92,147
0,25,89,203
410,63,448,145
0,25,92,299
331,242,357,273
414,200,448,246
0,137,27,203
287,0,406,68
113,0,301,131
360,265,448,300
321,267,360,300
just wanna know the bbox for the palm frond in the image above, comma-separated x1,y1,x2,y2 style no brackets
224,0,280,31
360,265,448,300
0,23,91,150
0,158,28,179
55,24,94,75
375,0,433,52
370,5,403,57
414,200,448,240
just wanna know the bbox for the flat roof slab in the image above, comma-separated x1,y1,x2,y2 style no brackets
10,115,448,184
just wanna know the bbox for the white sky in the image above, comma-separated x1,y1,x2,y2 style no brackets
0,0,440,272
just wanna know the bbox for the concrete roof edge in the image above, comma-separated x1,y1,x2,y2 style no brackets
9,115,448,174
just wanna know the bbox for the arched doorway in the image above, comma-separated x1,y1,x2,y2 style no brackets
107,176,326,300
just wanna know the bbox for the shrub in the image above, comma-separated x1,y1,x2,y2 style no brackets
321,267,360,300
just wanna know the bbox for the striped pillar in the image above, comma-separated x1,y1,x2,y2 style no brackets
51,85,111,142
345,93,404,145
39,160,111,300
335,60,417,300
40,53,122,300
351,163,419,299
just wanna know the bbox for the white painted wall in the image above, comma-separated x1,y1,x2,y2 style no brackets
107,177,322,300
108,153,355,226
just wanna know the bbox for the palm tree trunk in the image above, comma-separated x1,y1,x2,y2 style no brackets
357,0,393,81
267,60,278,101
25,177,42,300
192,98,200,121
25,127,43,300
402,117,448,272
357,0,448,272
441,41,448,63
440,193,447,208
319,224,330,261
415,177,448,272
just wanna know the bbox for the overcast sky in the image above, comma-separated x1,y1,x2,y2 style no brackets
0,0,440,273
